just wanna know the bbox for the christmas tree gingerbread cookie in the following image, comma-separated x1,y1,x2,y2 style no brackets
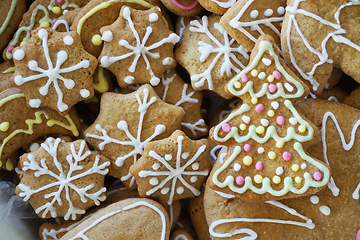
209,35,330,202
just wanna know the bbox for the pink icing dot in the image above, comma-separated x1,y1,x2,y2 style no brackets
244,144,251,152
240,73,248,83
273,70,281,80
52,18,57,24
277,115,285,125
255,161,263,171
221,123,231,133
268,84,278,93
7,45,14,53
255,104,264,113
356,229,360,240
282,151,292,161
30,29,33,35
313,171,322,181
236,176,245,186
57,0,63,3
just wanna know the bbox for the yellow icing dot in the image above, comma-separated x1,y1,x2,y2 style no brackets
40,21,51,28
298,125,306,133
267,110,274,117
292,164,300,172
243,156,253,166
251,97,258,104
240,123,247,130
256,126,265,134
6,159,13,171
20,40,27,46
295,176,302,183
273,176,281,184
234,81,241,89
268,151,276,160
51,7,61,14
91,34,103,46
267,75,274,82
0,122,9,132
276,140,285,148
251,69,258,77
254,174,263,184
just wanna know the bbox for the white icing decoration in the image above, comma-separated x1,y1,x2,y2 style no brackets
153,163,160,170
100,7,179,86
250,10,259,19
264,9,274,17
242,115,250,124
177,186,184,194
29,99,41,108
271,101,279,109
181,119,207,137
275,166,283,175
30,143,40,152
262,58,271,66
258,72,266,80
214,190,236,199
52,19,70,32
284,83,294,92
162,57,174,66
209,0,236,8
210,145,226,162
165,154,172,161
277,6,285,15
310,195,319,204
138,135,208,205
124,76,135,84
80,89,90,98
257,147,264,154
150,177,159,185
190,176,198,183
148,12,158,22
85,87,166,187
14,29,90,112
234,163,241,171
300,163,307,169
101,30,113,42
182,152,190,159
63,35,74,45
13,49,25,60
18,138,109,220
289,117,298,125
189,15,249,91
319,205,331,216
161,187,169,195
260,119,269,127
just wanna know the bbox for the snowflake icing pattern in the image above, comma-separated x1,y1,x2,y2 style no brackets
17,138,110,220
85,87,166,187
189,15,249,90
138,134,208,205
100,6,180,86
13,28,91,112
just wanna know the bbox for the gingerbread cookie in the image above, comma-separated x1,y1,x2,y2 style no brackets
85,84,184,190
175,13,250,99
343,85,360,110
281,0,360,94
0,61,15,92
98,6,179,88
209,35,330,202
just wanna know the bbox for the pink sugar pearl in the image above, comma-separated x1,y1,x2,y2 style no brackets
273,70,281,80
255,103,264,113
7,45,14,53
277,115,285,125
236,176,245,185
313,172,322,181
221,123,231,133
57,0,63,3
356,229,360,240
240,73,248,83
268,84,277,93
282,151,292,161
52,18,57,24
255,161,263,171
244,144,251,152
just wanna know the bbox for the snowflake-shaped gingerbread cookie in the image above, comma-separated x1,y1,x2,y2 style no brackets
12,27,98,115
99,6,180,88
130,130,211,206
15,137,111,220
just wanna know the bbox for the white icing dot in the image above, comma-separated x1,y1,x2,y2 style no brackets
289,117,298,125
284,83,294,92
301,163,307,169
275,166,284,175
29,99,41,108
150,77,160,86
310,196,319,204
63,36,74,46
250,10,259,18
152,163,160,170
271,101,279,109
192,163,199,170
319,206,331,216
161,187,169,195
38,28,47,38
277,6,285,15
102,31,113,42
190,176,198,183
14,75,24,85
262,58,272,66
165,154,172,161
149,177,159,186
258,72,266,80
324,82,330,89
257,147,264,154
124,76,135,84
260,119,269,127
13,49,25,60
80,89,90,98
162,57,174,66
234,163,241,171
181,152,190,159
63,9,69,14
242,115,250,124
264,8,274,17
149,12,159,22
30,143,40,152
177,187,184,194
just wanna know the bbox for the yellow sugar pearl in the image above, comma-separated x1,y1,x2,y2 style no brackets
234,81,241,89
251,69,258,77
243,156,253,166
292,164,300,172
267,75,275,82
276,140,285,148
240,123,247,130
91,34,103,46
295,176,302,184
268,151,276,160
251,97,258,104
267,110,274,117
298,125,307,133
20,40,27,46
51,6,61,14
5,159,14,171
273,176,281,184
254,174,263,184
256,126,265,134
40,21,51,28
0,122,9,132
